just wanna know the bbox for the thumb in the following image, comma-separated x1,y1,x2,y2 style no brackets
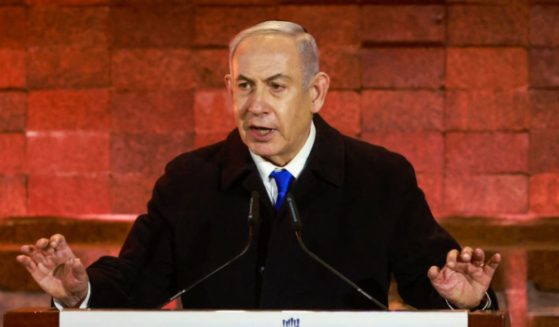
70,258,88,283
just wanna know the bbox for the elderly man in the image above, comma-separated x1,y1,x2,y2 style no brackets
17,21,500,310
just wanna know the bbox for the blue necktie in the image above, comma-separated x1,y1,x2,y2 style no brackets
270,169,294,213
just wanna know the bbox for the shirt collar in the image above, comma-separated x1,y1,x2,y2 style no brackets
250,122,316,181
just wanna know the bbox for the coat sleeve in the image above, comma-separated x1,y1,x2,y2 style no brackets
86,174,179,308
387,158,499,310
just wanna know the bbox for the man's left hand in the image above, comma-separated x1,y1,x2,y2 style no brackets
427,247,501,309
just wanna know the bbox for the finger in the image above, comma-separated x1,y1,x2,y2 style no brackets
35,238,50,250
70,258,88,283
20,244,33,254
16,255,38,273
446,249,459,268
471,248,486,267
50,234,67,250
484,253,502,274
427,265,440,281
459,246,474,263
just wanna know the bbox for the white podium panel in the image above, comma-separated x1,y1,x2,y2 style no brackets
60,310,467,327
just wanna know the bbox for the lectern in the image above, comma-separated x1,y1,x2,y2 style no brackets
4,307,508,327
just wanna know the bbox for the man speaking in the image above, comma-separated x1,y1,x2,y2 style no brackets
17,21,501,311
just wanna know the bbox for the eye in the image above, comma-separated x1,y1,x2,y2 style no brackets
237,81,252,92
269,82,286,92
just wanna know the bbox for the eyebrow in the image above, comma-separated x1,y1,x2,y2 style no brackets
236,74,292,83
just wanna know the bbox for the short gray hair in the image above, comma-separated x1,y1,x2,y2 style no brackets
228,20,320,87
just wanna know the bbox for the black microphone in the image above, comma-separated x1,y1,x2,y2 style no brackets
285,193,388,310
159,191,260,308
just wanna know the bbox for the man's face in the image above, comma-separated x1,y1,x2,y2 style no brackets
226,34,318,166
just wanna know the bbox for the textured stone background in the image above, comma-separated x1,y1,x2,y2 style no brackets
0,0,558,327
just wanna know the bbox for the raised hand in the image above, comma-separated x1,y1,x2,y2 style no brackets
428,246,501,309
16,234,89,307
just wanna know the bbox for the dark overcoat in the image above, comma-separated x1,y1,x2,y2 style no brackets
87,115,492,310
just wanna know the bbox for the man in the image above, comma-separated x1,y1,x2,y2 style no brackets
17,21,500,310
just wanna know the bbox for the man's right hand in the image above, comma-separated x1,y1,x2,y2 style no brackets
16,234,89,307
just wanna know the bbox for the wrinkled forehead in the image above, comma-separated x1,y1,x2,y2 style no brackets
231,34,302,76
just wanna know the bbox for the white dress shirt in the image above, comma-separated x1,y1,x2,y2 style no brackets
249,122,316,205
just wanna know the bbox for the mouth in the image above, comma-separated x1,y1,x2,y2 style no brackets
247,125,276,141
250,126,274,136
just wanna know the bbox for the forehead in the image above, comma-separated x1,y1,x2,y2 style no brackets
231,34,302,78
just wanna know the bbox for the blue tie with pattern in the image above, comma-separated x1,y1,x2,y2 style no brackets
270,169,294,213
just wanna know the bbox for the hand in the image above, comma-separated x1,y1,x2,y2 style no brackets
16,234,89,307
427,247,501,309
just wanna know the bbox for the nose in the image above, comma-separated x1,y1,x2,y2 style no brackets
246,86,268,115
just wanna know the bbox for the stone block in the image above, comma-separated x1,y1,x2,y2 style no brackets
529,130,559,173
0,92,26,132
27,47,109,89
320,46,360,90
528,250,559,291
529,174,559,215
530,48,559,88
28,174,111,215
530,315,559,327
361,5,445,44
531,90,559,130
27,132,110,174
28,89,110,131
362,132,444,174
111,49,194,90
28,7,108,47
194,89,236,135
443,174,528,215
320,91,360,137
26,0,109,4
194,49,229,88
361,47,444,89
110,173,155,214
0,6,27,48
0,175,26,216
530,6,559,46
110,5,193,48
446,47,528,89
0,50,25,88
194,6,277,46
448,4,528,46
0,133,25,173
0,217,132,244
361,90,443,132
446,90,530,131
446,132,529,174
110,132,194,175
278,5,360,47
110,90,194,133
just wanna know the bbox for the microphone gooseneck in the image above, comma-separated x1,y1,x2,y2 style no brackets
285,193,388,310
160,191,260,308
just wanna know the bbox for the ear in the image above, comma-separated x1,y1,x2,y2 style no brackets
309,72,330,114
224,74,233,95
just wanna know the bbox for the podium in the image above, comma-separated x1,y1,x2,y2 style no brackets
4,307,508,327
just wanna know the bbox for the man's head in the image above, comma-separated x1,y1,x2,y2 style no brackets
225,21,330,166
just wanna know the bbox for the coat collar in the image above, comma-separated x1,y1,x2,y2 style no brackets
220,115,345,191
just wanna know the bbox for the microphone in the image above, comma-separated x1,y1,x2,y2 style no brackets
159,191,260,308
285,193,388,310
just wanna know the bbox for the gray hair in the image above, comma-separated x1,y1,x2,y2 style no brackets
228,20,320,87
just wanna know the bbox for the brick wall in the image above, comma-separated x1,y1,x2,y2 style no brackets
0,1,558,326
1,0,558,219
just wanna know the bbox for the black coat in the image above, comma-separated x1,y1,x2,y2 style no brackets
87,115,492,310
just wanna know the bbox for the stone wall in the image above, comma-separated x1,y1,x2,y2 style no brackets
1,1,558,327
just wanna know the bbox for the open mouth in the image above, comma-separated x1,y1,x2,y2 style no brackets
250,126,275,136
